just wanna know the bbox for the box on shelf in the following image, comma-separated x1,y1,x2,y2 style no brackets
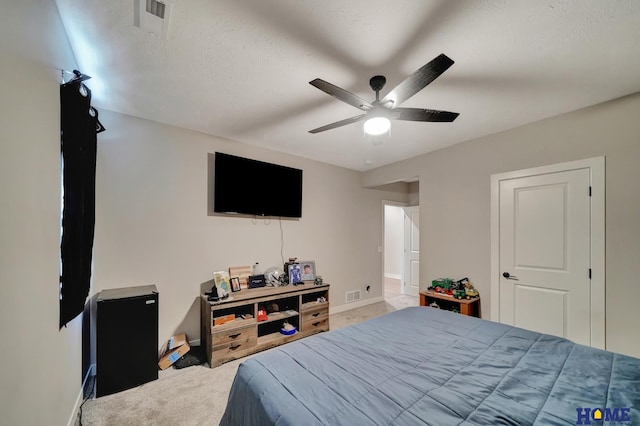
248,274,266,288
214,314,235,326
229,265,251,288
158,333,191,370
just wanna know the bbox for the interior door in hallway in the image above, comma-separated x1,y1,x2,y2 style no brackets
403,206,420,297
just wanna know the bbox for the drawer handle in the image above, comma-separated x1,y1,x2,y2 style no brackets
229,333,241,339
229,344,242,351
312,321,320,327
312,312,320,318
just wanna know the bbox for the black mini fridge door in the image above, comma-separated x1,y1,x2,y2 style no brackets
96,285,158,397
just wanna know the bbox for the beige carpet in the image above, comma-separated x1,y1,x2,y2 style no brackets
78,296,418,426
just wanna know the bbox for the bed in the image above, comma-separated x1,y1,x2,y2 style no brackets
219,307,639,425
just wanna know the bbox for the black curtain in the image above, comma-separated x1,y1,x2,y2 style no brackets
59,76,104,328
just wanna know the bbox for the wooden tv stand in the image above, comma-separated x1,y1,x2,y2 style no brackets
200,283,330,368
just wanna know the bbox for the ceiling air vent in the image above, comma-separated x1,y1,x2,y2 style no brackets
146,0,166,19
134,0,172,39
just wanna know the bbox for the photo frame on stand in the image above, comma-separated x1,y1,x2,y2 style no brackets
213,271,231,296
230,276,241,292
300,261,316,281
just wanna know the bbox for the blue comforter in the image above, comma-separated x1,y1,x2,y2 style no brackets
220,307,639,425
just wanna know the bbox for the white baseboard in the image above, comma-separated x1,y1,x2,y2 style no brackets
385,273,402,280
329,296,384,315
188,338,201,347
68,364,95,426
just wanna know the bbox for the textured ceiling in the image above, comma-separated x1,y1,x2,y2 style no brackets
54,0,640,172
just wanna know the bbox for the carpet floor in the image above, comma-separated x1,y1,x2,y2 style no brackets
77,295,418,426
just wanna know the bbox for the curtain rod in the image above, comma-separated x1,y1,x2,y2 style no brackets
60,69,92,86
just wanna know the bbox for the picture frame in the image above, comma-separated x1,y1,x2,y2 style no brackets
213,271,231,296
299,261,315,282
230,276,241,292
288,263,302,285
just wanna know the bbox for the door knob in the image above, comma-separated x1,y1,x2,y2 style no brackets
503,272,519,280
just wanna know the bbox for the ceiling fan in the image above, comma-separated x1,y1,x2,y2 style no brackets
308,53,459,135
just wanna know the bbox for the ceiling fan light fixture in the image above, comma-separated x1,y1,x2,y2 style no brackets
308,54,457,134
363,116,391,135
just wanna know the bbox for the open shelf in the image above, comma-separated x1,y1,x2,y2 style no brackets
257,330,299,346
259,310,299,325
259,314,299,336
211,316,255,332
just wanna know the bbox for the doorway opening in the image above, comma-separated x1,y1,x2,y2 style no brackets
384,203,405,297
383,201,419,309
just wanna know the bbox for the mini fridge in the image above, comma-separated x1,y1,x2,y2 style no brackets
96,285,158,397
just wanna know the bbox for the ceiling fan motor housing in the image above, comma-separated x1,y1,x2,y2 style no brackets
369,75,386,93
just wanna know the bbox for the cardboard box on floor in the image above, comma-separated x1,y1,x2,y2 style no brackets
158,333,190,370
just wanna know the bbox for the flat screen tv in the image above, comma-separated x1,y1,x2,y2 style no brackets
213,152,303,218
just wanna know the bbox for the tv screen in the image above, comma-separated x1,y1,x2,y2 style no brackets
213,152,303,218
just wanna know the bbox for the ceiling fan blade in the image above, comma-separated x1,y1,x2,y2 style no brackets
393,107,459,122
381,54,454,107
308,114,367,134
309,79,373,111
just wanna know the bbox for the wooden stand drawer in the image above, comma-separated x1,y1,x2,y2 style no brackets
212,324,257,346
301,308,328,323
213,335,257,356
210,346,256,368
303,317,329,332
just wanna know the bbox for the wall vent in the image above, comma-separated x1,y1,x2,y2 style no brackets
345,290,361,304
134,0,172,39
146,0,166,19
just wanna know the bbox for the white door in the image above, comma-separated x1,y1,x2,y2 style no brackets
491,158,605,348
403,206,420,297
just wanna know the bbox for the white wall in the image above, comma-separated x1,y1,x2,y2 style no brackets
363,93,640,358
0,1,84,425
384,205,404,278
92,110,408,348
407,181,419,206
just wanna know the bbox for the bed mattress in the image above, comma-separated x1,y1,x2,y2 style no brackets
220,306,639,425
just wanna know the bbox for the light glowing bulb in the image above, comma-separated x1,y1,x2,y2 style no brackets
363,117,391,135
